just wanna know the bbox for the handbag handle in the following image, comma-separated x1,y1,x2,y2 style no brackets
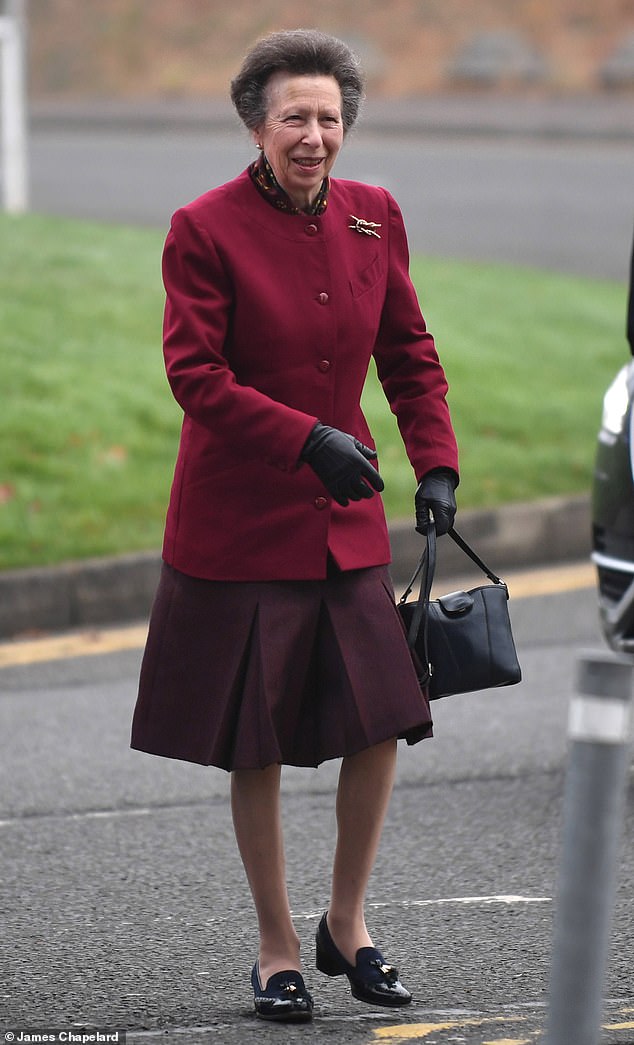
401,521,436,684
446,527,503,585
399,523,503,604
398,519,506,685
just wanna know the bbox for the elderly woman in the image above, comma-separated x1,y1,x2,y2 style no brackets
131,29,459,1023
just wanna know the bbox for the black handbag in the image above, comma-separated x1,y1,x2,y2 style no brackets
398,522,522,700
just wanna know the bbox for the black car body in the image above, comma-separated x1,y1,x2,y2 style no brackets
592,233,634,650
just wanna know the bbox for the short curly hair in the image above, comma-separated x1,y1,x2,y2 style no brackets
230,29,365,135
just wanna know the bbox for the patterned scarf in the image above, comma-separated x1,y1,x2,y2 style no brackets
249,152,329,216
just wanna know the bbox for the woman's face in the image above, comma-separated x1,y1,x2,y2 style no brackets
254,71,344,211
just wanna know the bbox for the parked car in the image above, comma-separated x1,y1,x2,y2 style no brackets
591,232,634,650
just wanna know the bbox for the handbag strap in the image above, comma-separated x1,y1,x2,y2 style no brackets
398,519,506,684
446,527,503,585
399,521,436,684
399,523,502,604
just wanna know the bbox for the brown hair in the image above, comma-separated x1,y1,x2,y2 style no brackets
230,29,365,134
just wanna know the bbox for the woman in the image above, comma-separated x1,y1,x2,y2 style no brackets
131,29,459,1023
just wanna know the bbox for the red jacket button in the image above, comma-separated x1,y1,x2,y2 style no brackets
305,224,318,236
318,292,329,304
318,359,331,372
314,496,328,510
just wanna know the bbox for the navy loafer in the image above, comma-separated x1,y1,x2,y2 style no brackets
315,913,412,1007
251,962,314,1022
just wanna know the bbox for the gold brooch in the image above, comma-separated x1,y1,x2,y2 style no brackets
349,215,381,239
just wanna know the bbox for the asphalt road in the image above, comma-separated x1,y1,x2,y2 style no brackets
30,127,634,280
1,575,633,1044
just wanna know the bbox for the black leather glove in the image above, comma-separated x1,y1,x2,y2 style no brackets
415,469,457,536
301,422,385,507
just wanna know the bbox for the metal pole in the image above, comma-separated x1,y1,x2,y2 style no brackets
0,0,29,213
546,650,633,1045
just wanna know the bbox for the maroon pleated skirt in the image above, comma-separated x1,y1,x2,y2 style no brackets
130,561,432,771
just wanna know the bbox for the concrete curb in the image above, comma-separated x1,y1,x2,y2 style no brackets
0,493,592,640
29,93,634,142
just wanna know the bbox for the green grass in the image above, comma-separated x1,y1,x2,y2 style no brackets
0,212,628,569
365,255,628,514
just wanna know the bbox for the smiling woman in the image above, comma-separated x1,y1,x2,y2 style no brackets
129,27,459,1023
252,72,344,211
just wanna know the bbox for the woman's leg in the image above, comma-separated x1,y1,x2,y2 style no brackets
326,737,398,963
231,763,301,984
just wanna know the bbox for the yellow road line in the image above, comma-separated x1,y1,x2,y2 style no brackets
504,561,595,598
482,1040,532,1045
0,623,148,669
0,561,597,671
371,1007,634,1043
374,1024,465,1041
431,561,595,600
373,1017,528,1041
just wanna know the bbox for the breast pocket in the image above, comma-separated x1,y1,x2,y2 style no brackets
349,254,384,299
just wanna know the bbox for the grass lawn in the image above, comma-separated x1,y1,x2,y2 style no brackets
0,212,628,570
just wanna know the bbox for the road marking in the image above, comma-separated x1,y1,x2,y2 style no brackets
0,623,148,668
370,1006,634,1043
373,1016,528,1040
430,561,595,601
482,1040,533,1045
292,896,551,920
0,804,158,828
0,561,596,670
504,561,595,598
376,895,552,909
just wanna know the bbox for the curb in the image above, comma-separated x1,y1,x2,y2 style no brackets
29,93,634,143
0,494,592,640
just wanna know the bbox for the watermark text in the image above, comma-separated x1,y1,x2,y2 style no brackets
3,1031,126,1044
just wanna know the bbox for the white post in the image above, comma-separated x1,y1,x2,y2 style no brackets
0,0,28,213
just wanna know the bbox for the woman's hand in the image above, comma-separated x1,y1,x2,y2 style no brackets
301,423,385,507
415,469,457,535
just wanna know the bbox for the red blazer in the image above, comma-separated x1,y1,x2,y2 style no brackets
161,168,459,580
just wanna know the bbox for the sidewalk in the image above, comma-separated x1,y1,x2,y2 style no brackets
0,493,592,640
29,91,634,141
